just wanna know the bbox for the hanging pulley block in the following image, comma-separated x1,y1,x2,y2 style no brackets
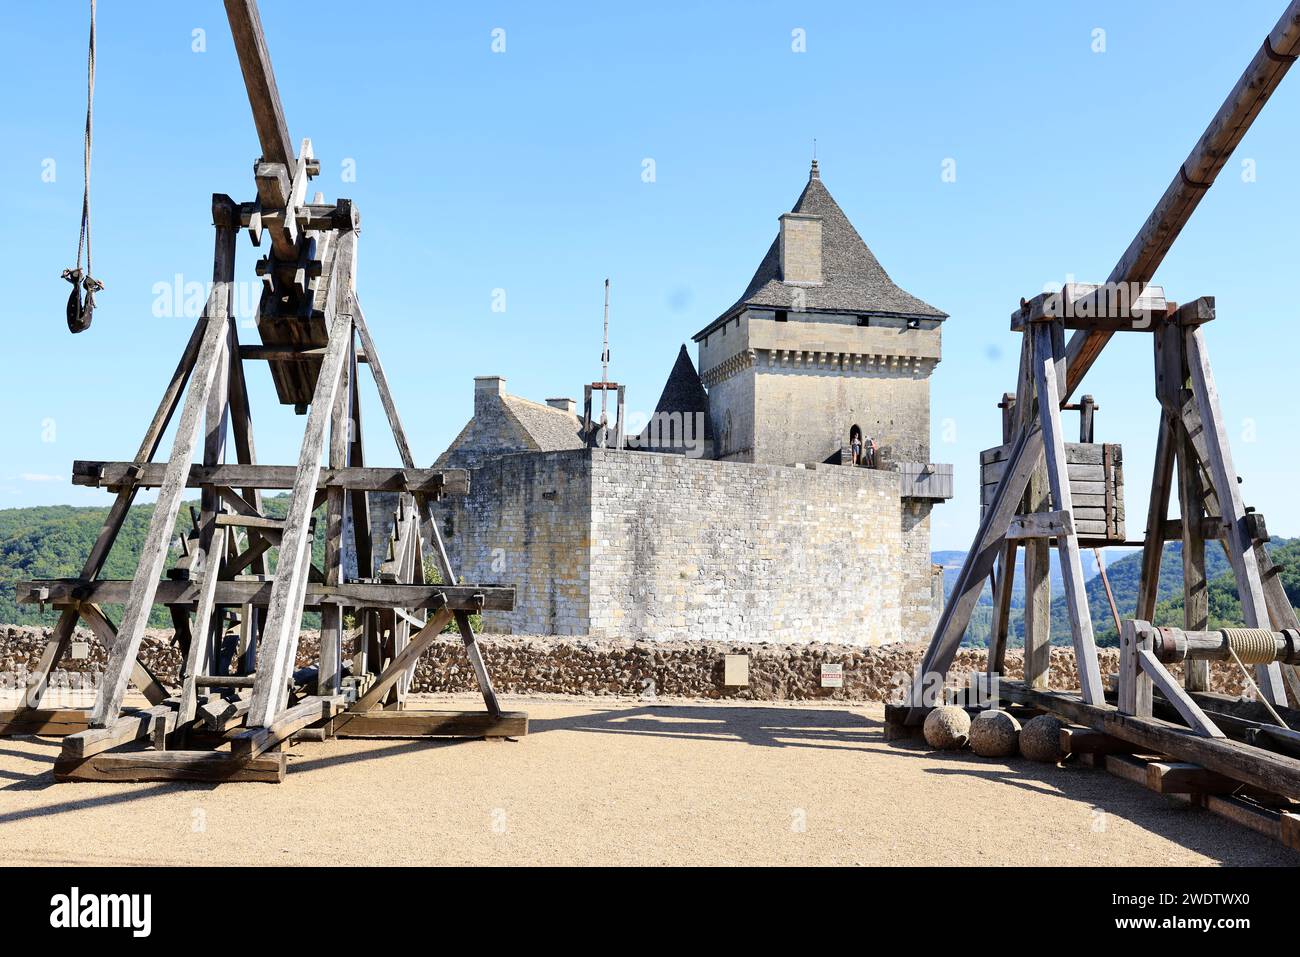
62,267,103,334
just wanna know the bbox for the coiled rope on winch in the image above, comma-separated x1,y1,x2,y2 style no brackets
1221,628,1288,728
1221,628,1278,665
62,0,103,334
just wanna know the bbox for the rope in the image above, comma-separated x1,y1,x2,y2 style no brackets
1225,645,1288,729
1221,628,1287,728
1222,627,1277,665
1094,547,1122,635
62,0,103,333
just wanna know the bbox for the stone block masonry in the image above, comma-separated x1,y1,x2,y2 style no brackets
587,450,905,644
439,447,927,645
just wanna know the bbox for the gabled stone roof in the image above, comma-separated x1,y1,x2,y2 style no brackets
434,382,584,470
501,394,586,452
694,162,947,341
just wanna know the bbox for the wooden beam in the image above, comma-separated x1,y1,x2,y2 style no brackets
0,709,91,736
1011,282,1166,331
320,332,354,697
1136,413,1177,620
1059,726,1135,755
1173,296,1216,327
72,461,468,497
1137,647,1225,738
63,705,178,759
349,608,454,713
18,578,512,612
55,750,285,784
1185,326,1286,704
1032,323,1103,704
223,0,295,168
76,603,169,706
1063,1,1300,397
247,239,355,728
198,693,251,732
1006,509,1074,540
907,421,1045,722
1001,679,1300,799
231,695,341,759
352,298,503,716
1178,413,1211,692
18,307,213,712
1145,761,1238,795
1119,618,1154,718
985,541,1016,680
90,219,238,728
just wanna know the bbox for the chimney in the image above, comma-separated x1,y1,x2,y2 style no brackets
779,212,823,285
474,376,506,414
546,397,576,415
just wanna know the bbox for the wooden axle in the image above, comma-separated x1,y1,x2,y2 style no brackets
1137,621,1300,666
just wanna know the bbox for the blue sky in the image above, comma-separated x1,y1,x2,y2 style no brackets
0,1,1297,551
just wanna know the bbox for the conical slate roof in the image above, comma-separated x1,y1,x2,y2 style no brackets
694,162,946,341
635,344,712,451
652,345,711,437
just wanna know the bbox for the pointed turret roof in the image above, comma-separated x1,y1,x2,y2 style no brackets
693,162,946,341
654,345,710,430
636,344,712,450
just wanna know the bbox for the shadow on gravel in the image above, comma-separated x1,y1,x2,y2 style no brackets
529,704,877,752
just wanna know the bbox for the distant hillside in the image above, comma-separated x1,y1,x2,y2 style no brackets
933,548,1116,606
0,496,323,629
937,538,1297,649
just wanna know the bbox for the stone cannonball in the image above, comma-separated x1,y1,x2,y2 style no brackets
969,709,1021,758
922,705,971,750
1019,714,1065,763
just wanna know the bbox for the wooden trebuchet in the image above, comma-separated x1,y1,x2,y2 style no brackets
11,0,525,784
907,1,1299,727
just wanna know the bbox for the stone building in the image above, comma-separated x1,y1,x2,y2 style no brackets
433,162,952,646
694,159,945,469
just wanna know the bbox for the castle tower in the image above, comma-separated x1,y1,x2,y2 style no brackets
693,160,947,467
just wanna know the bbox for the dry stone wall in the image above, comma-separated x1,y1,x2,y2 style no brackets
0,625,1259,703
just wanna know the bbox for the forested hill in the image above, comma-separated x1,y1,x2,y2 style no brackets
939,538,1300,649
0,497,319,628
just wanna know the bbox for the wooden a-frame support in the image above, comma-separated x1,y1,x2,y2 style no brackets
908,299,1291,725
10,190,522,777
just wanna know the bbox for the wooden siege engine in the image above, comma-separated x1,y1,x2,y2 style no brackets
0,0,526,782
885,0,1300,843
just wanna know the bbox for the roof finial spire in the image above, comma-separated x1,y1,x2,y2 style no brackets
810,139,820,180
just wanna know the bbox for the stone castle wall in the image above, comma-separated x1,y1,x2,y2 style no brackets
587,450,905,644
441,451,591,635
440,448,934,646
900,502,937,638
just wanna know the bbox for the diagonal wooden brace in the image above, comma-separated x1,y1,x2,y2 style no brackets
246,312,355,727
91,222,238,727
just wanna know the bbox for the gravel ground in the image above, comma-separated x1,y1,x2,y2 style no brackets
0,694,1295,866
